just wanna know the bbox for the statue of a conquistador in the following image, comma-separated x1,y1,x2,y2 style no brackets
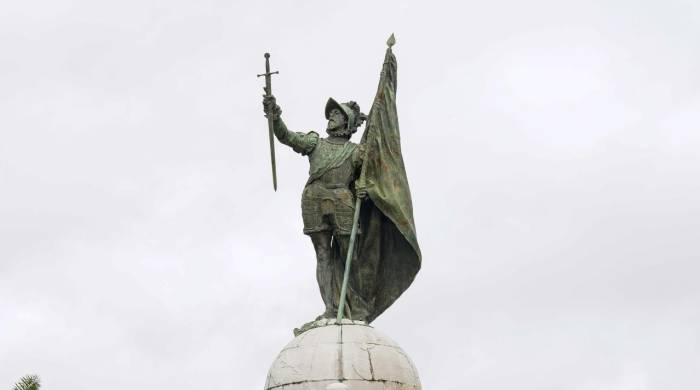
260,35,421,327
263,95,371,321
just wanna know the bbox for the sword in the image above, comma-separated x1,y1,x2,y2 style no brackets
257,53,279,191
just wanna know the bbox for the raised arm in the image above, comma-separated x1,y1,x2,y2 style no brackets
263,95,319,156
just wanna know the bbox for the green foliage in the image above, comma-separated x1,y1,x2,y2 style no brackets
12,375,40,390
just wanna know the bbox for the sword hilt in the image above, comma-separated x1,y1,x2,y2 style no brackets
257,71,279,78
257,53,279,81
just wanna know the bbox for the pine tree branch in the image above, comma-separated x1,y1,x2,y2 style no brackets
13,374,40,390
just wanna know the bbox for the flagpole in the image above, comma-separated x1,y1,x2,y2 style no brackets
336,196,362,322
336,34,396,323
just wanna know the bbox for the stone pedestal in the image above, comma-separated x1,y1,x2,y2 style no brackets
264,319,421,390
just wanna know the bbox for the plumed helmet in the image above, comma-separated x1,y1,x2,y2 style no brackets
325,98,367,133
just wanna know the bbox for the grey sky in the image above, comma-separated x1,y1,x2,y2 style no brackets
1,0,699,389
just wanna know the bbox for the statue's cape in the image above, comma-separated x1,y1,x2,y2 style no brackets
359,46,421,323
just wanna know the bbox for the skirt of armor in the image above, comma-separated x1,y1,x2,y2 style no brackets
301,183,355,235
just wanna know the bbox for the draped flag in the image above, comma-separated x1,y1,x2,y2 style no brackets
357,38,422,323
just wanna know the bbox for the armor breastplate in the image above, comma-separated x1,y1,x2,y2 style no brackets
307,138,358,188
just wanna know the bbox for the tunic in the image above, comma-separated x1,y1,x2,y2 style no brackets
272,120,363,236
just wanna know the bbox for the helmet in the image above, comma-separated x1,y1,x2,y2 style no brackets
325,98,366,132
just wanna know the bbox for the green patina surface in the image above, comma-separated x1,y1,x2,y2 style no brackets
261,34,420,327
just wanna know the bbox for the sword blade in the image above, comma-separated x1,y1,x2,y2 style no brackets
268,115,277,191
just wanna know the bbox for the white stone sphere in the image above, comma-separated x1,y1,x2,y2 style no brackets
264,321,421,390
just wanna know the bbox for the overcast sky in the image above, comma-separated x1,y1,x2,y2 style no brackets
1,0,699,389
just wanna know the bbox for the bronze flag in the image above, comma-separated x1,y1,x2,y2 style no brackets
357,37,422,323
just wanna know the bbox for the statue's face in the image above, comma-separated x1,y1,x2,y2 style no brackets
326,108,347,132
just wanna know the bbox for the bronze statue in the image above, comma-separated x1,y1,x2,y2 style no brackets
260,35,421,327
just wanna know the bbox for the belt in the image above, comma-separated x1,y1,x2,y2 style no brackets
320,183,347,189
307,180,348,190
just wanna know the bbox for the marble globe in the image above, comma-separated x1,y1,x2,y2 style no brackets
264,319,421,390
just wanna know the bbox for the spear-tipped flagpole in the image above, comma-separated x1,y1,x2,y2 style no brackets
336,34,396,323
